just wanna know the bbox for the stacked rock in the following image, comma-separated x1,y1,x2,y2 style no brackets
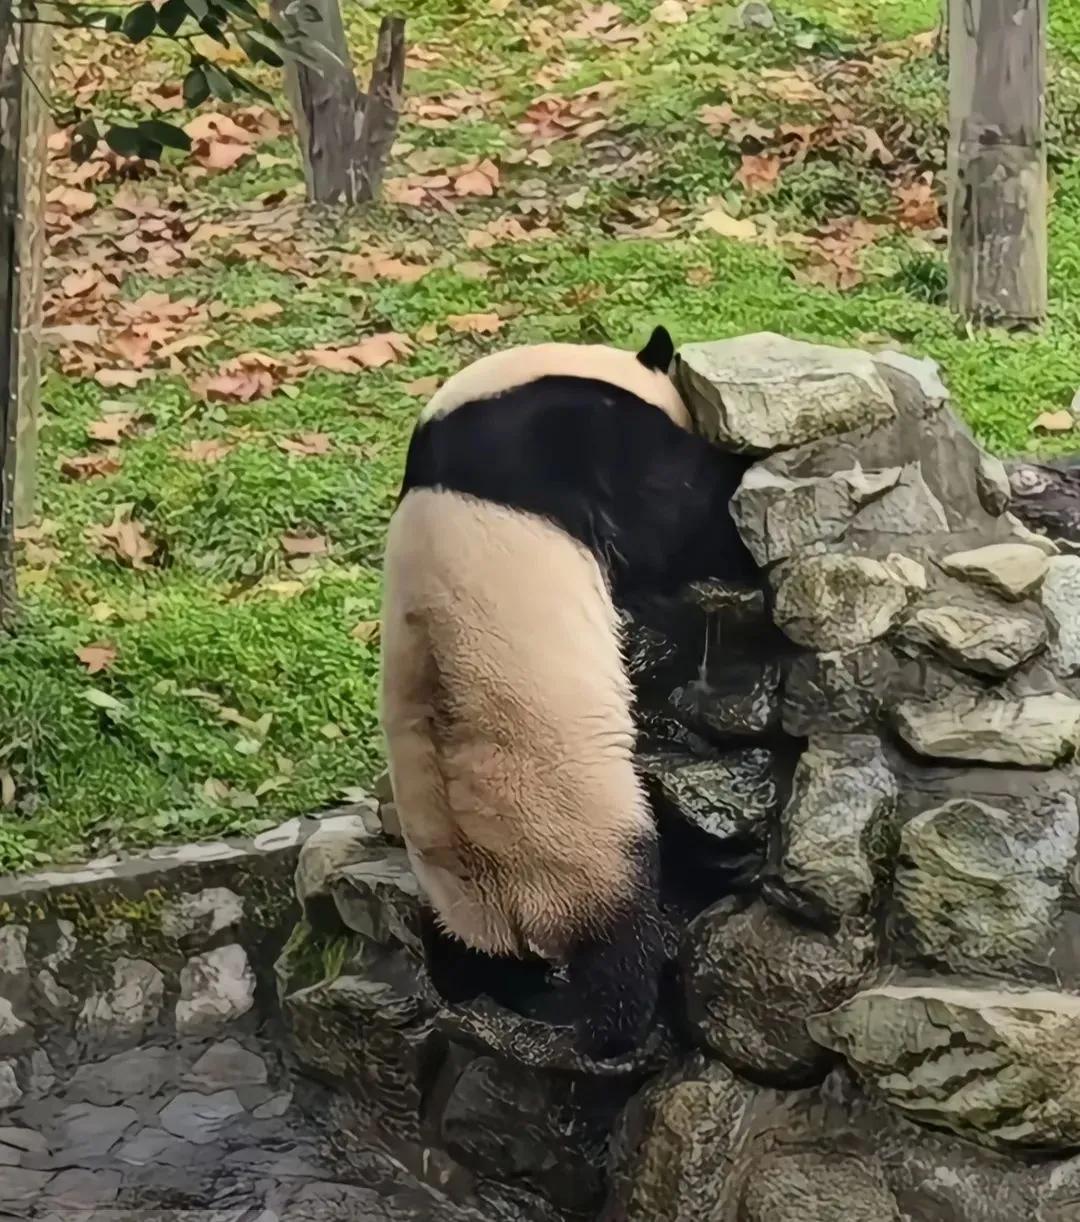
608,333,1080,1221
277,334,1080,1222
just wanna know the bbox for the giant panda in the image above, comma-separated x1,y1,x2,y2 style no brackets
379,327,755,1059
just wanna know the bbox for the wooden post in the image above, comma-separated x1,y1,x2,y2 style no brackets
14,18,50,530
947,0,1047,328
0,0,23,628
273,2,406,205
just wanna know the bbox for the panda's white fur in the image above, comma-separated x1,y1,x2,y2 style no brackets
419,340,690,428
381,488,647,959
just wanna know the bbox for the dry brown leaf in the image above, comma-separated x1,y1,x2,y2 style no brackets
174,438,236,463
94,508,158,570
1032,410,1075,433
76,642,117,674
280,532,328,556
350,619,380,643
277,432,332,456
759,67,827,105
341,253,430,283
698,205,756,240
60,452,122,480
48,185,98,216
87,412,138,443
94,369,146,389
698,103,737,136
404,375,441,397
453,160,501,197
304,333,414,372
446,313,503,335
895,175,940,229
651,0,688,23
236,302,284,322
735,153,781,195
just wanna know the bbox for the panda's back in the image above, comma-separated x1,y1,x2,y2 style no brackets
380,485,653,958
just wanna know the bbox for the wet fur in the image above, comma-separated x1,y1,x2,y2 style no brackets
380,330,753,1058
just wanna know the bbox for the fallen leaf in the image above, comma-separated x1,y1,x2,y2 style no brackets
759,67,827,105
698,205,757,240
174,438,236,463
280,533,328,556
453,159,500,197
651,0,688,23
60,452,122,480
341,253,430,283
87,411,138,443
277,432,332,456
93,508,158,570
698,103,737,136
447,313,503,335
1032,410,1075,433
736,153,781,195
304,333,413,371
405,375,441,397
48,185,97,216
76,642,117,674
236,302,284,322
350,619,380,643
94,369,146,389
895,175,940,229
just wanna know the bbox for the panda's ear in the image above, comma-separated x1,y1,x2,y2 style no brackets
636,325,675,373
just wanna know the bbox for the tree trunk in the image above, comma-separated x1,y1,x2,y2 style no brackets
947,0,1047,328
273,1,406,205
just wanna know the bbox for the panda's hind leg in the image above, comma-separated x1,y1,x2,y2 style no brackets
566,837,665,1060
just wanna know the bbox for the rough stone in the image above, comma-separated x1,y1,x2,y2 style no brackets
37,968,77,1013
730,463,902,566
44,1168,121,1208
670,659,781,738
781,736,896,920
1042,555,1080,677
809,983,1080,1150
976,453,1012,516
186,1038,268,1088
681,899,873,1085
740,1149,902,1221
782,642,898,735
77,957,164,1046
895,797,1079,975
53,1102,138,1159
0,998,29,1054
851,464,950,535
603,1053,758,1222
940,542,1049,600
253,815,303,851
67,1046,173,1106
27,1049,55,1097
295,813,376,914
329,848,425,951
176,943,256,1036
638,748,776,845
0,1061,22,1109
115,1126,202,1167
161,886,245,942
901,602,1047,676
0,1167,52,1205
675,332,896,453
735,0,774,29
0,927,27,989
773,553,922,650
158,1089,245,1144
894,691,1080,767
441,1056,616,1212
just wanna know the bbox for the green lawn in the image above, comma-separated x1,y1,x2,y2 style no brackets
5,0,1080,870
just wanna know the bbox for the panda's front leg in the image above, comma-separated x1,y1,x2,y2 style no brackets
565,833,665,1060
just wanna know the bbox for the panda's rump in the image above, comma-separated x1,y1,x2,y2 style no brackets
380,488,653,958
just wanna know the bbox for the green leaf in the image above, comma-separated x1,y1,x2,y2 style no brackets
186,0,209,18
197,17,230,46
237,29,283,67
122,1,158,43
70,118,100,164
137,118,192,151
82,688,125,712
157,0,189,36
183,64,211,107
223,66,273,103
203,61,236,101
85,9,124,31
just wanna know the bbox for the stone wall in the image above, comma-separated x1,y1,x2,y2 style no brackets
0,810,550,1220
6,333,1080,1222
274,335,1080,1222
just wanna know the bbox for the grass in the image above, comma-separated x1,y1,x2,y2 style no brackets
5,0,1080,871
